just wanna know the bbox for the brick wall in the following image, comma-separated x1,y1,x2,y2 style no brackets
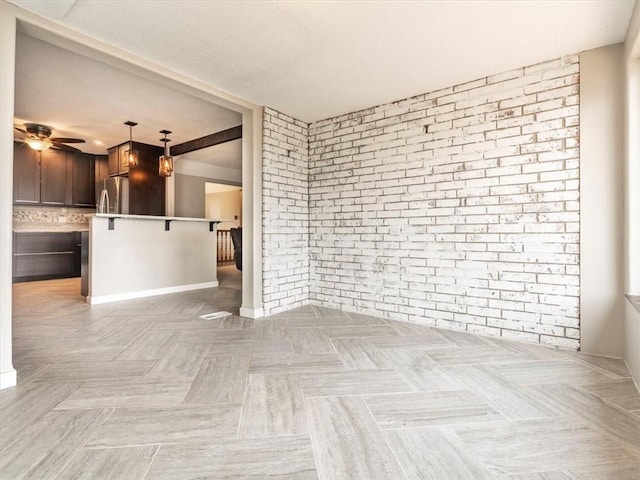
308,56,580,348
262,107,310,315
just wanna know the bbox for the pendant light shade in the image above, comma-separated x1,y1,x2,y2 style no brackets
159,129,173,177
124,121,139,168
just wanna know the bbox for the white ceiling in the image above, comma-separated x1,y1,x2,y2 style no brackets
8,0,636,124
14,32,242,166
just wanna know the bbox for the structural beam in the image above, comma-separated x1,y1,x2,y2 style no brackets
171,125,242,156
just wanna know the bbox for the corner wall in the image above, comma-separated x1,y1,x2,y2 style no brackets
308,56,581,348
579,44,625,357
624,2,640,384
262,107,310,315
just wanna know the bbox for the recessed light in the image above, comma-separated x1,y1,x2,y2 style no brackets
94,140,104,145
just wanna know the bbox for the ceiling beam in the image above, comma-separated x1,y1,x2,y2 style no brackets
171,125,242,156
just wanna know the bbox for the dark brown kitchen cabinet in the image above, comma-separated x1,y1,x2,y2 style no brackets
70,153,95,207
107,146,120,176
95,154,109,182
107,143,135,176
119,143,131,174
40,148,69,205
12,232,80,282
13,142,100,208
106,140,165,216
13,142,40,204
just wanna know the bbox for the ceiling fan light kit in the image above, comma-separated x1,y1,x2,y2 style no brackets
158,129,173,178
15,123,85,152
26,137,52,151
124,120,139,168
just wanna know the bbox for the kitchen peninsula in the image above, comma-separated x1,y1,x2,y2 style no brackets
86,213,220,304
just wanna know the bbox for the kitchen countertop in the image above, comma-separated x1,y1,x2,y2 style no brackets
13,223,89,233
91,213,220,223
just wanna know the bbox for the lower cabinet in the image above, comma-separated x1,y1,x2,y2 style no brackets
13,232,82,283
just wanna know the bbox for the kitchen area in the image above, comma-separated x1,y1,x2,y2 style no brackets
11,30,244,303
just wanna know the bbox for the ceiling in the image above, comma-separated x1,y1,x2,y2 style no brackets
8,0,636,124
14,32,242,166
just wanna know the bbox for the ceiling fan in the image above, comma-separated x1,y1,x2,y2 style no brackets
14,123,85,153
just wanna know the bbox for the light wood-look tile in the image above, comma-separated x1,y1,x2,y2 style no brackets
491,360,619,386
299,370,412,396
451,417,638,475
0,408,112,480
7,277,640,479
145,343,209,379
305,395,406,479
53,379,191,410
380,348,464,392
426,345,534,366
207,339,293,355
446,365,560,419
32,361,155,383
385,427,502,480
56,445,158,480
114,331,176,361
575,378,640,411
289,327,336,354
145,436,318,479
331,337,391,369
364,390,502,428
369,333,452,349
183,354,250,404
530,384,640,455
0,382,79,448
249,352,344,374
86,405,240,447
239,374,307,438
324,324,398,339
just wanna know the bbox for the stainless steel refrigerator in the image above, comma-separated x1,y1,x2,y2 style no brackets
96,177,129,214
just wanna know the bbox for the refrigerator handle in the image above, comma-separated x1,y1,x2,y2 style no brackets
99,188,109,214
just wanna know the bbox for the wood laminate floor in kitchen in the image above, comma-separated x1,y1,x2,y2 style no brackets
2,274,640,479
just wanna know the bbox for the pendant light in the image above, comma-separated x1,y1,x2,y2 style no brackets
159,129,174,177
124,121,139,168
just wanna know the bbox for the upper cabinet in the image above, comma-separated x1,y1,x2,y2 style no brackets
70,153,96,207
107,143,134,176
13,142,99,208
13,144,40,204
105,141,165,216
95,154,109,183
40,148,68,205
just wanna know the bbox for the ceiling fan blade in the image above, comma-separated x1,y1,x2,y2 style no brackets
51,143,82,153
50,137,86,144
14,126,27,134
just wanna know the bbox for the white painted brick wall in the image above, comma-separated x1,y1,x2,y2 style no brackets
308,55,581,348
262,107,310,315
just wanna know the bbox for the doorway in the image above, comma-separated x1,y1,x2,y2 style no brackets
0,7,264,389
205,182,243,292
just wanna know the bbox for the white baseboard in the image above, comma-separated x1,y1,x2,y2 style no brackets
239,306,264,319
87,281,219,305
0,368,17,389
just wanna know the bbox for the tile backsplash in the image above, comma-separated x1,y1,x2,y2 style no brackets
13,205,93,226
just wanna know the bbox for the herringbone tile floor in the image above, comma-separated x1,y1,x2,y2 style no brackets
2,269,640,479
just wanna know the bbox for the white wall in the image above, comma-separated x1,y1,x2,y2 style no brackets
624,2,640,385
206,190,242,229
262,108,310,316
309,56,582,348
88,216,217,303
579,44,625,357
0,1,17,389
